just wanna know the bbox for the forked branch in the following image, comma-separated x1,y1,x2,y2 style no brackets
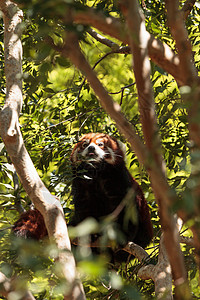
124,236,173,300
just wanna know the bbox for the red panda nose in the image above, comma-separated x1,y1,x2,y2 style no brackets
87,145,95,153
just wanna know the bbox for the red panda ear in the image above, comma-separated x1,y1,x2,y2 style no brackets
70,147,78,163
70,135,88,163
117,140,126,158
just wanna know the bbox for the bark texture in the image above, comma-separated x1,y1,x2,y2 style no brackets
124,236,173,300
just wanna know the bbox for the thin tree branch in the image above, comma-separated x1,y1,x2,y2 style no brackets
87,28,120,50
121,0,163,166
181,0,196,19
165,0,197,86
87,28,130,54
123,242,149,261
164,0,200,144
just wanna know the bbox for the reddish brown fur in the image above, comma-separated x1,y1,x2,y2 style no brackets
13,209,47,239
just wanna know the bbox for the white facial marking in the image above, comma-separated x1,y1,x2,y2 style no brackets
71,147,79,162
117,140,126,157
104,146,115,164
81,142,105,162
82,139,90,149
96,139,104,147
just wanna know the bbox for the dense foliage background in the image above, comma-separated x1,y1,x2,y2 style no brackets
0,0,200,299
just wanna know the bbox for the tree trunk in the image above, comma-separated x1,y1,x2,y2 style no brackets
0,1,86,300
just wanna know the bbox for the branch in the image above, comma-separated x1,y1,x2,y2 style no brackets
165,0,200,269
0,272,36,300
181,0,196,19
124,237,173,299
0,272,12,299
0,0,23,139
121,0,163,165
87,28,130,54
121,1,189,297
87,28,120,50
165,0,200,147
165,0,197,86
72,7,184,85
0,2,86,299
123,242,149,261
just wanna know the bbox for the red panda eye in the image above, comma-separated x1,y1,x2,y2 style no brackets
97,142,104,147
82,141,89,149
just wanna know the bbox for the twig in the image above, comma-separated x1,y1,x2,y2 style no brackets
87,28,130,54
109,82,136,105
77,51,113,101
87,28,120,50
78,51,132,104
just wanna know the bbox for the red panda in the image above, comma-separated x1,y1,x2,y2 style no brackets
13,133,153,261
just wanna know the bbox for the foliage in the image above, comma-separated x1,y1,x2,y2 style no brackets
0,0,200,299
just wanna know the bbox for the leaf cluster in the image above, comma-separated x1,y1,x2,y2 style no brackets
1,0,200,299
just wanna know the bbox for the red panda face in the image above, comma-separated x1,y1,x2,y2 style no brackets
70,133,126,165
